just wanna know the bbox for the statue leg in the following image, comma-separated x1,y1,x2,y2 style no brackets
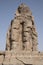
23,20,32,51
11,20,20,50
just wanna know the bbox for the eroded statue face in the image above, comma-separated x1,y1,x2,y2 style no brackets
18,3,32,15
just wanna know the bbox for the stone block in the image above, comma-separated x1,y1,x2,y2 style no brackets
24,20,32,28
11,42,19,50
11,29,20,41
11,19,20,29
0,55,4,64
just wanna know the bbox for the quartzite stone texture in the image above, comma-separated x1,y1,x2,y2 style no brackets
0,3,43,65
6,3,38,51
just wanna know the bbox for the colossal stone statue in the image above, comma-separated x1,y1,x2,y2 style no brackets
6,3,38,51
0,3,43,65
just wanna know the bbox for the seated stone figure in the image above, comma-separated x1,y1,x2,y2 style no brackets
6,3,38,51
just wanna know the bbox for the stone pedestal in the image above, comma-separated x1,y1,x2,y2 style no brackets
2,51,43,65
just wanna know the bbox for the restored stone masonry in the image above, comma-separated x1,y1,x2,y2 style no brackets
0,3,43,65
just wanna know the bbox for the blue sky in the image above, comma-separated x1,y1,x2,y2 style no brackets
0,0,43,51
